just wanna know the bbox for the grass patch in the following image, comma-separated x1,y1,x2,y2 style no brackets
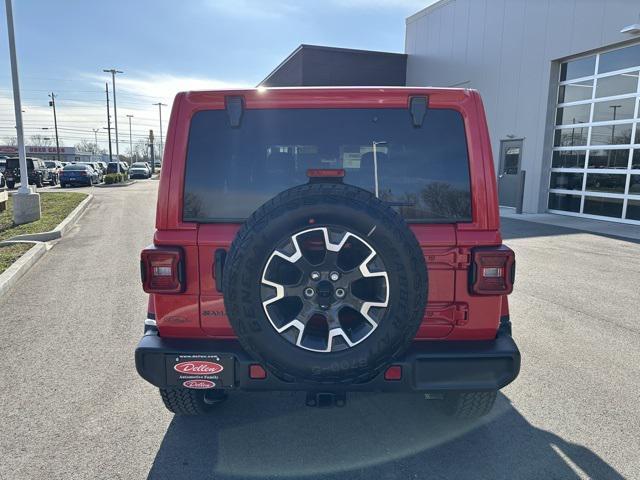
0,243,33,275
0,192,87,241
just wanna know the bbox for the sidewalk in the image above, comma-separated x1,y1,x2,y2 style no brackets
500,207,640,241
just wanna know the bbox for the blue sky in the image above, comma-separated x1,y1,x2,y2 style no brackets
0,0,428,151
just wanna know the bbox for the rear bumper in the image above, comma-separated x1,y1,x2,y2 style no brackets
135,330,520,393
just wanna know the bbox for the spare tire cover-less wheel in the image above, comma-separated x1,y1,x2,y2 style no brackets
223,182,428,384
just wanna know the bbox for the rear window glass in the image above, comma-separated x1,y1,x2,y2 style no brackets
64,164,88,171
6,158,34,169
183,108,471,222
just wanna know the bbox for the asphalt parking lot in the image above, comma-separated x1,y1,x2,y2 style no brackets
0,180,638,480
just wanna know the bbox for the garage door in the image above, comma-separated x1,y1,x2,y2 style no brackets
549,42,640,224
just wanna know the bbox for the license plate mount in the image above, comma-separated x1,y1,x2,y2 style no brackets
165,354,235,389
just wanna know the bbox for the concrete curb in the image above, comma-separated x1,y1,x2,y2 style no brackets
95,181,136,188
3,193,93,243
0,242,47,298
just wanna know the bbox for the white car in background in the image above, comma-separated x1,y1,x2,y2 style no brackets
128,162,152,179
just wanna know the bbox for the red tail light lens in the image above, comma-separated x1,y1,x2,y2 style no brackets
140,246,184,293
384,365,402,381
469,245,515,295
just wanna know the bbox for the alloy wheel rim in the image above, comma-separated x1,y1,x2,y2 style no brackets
260,226,389,353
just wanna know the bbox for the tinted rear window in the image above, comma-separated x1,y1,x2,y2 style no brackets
183,108,471,222
64,164,88,171
6,158,34,169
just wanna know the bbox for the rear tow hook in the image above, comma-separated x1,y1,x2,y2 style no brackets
306,391,346,408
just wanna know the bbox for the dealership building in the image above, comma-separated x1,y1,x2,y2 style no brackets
262,0,640,224
0,145,100,164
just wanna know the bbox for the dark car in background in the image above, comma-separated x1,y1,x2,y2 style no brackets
129,162,151,179
44,160,63,186
106,162,130,175
3,157,52,189
59,163,99,187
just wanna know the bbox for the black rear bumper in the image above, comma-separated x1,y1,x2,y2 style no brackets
136,331,520,393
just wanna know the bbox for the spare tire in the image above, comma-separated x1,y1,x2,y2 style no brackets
223,182,428,384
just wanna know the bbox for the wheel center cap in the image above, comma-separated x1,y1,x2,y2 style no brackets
315,280,335,306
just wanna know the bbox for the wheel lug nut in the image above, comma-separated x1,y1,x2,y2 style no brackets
335,288,346,298
330,271,340,281
304,287,315,298
310,271,320,281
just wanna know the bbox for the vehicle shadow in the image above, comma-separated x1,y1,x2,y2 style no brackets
147,391,623,480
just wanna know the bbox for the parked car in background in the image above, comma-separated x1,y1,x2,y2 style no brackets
0,155,8,172
3,157,52,189
129,162,152,179
106,162,130,175
59,163,98,187
88,162,104,182
153,160,161,168
96,161,107,173
0,171,5,188
44,160,63,186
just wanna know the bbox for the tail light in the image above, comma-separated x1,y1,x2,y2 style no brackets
469,245,515,295
140,246,185,293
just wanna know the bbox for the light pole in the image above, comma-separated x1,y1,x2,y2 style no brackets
103,68,123,168
609,104,621,145
372,141,387,198
104,83,113,165
153,102,167,163
92,128,100,151
48,92,61,163
126,114,134,163
4,0,41,222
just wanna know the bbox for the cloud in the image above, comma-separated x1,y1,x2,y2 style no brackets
84,72,250,104
0,72,250,150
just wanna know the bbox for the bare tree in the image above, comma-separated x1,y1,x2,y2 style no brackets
29,134,53,147
2,136,18,147
75,139,103,154
132,139,150,161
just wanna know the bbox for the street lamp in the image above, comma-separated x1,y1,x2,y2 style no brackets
609,105,622,144
48,92,61,163
153,102,167,163
4,0,41,222
126,114,134,163
103,68,123,169
92,128,100,151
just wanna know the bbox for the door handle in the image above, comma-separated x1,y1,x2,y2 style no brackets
499,174,505,179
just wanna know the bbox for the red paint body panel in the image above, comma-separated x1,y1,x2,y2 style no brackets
149,87,509,341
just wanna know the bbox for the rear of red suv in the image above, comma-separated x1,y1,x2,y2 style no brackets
136,87,519,417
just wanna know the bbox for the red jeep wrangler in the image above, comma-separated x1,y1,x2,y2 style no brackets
136,87,519,418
